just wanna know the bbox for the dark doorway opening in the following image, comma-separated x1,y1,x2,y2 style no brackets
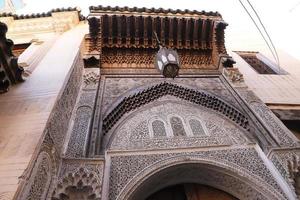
146,183,238,200
282,120,300,140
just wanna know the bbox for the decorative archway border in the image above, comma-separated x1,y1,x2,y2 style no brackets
103,82,249,135
116,155,284,200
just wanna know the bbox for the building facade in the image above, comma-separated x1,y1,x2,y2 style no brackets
1,5,300,200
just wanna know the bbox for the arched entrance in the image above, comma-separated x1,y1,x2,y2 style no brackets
146,183,237,200
116,156,282,200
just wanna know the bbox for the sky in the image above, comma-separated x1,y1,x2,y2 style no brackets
1,0,300,61
0,0,23,9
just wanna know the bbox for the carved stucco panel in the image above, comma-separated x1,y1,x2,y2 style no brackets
101,77,241,115
17,128,59,200
47,55,83,153
251,101,295,146
238,89,298,147
20,152,53,200
108,147,286,200
66,106,93,157
270,150,300,198
109,98,248,151
51,159,104,200
83,68,100,90
122,163,268,200
65,68,99,158
16,56,83,200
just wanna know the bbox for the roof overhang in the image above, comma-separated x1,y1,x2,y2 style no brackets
85,6,229,71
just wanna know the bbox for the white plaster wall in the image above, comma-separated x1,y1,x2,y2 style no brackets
231,49,300,105
0,23,88,199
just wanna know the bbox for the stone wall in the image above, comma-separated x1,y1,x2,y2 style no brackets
107,146,286,200
16,53,84,200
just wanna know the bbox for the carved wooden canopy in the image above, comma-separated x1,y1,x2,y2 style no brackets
85,6,228,70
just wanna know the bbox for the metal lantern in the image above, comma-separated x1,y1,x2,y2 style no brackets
222,57,236,68
153,32,180,78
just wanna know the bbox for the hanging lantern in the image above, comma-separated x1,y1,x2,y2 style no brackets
153,32,180,78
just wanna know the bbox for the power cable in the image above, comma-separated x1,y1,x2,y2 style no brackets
238,0,277,65
246,0,280,69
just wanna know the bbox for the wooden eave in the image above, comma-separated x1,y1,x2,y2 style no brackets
85,6,228,70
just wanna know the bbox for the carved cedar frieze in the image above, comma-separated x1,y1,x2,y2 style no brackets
85,6,228,69
87,17,101,52
214,21,227,55
101,48,214,69
99,14,216,50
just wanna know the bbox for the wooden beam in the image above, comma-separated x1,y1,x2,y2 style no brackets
160,17,165,46
169,17,174,47
117,15,122,45
185,18,191,48
193,18,199,48
177,18,182,48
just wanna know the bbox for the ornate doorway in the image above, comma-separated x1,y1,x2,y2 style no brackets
117,157,283,200
146,184,238,200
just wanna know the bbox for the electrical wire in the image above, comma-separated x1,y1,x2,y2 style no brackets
238,0,277,63
246,0,280,68
238,0,280,71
